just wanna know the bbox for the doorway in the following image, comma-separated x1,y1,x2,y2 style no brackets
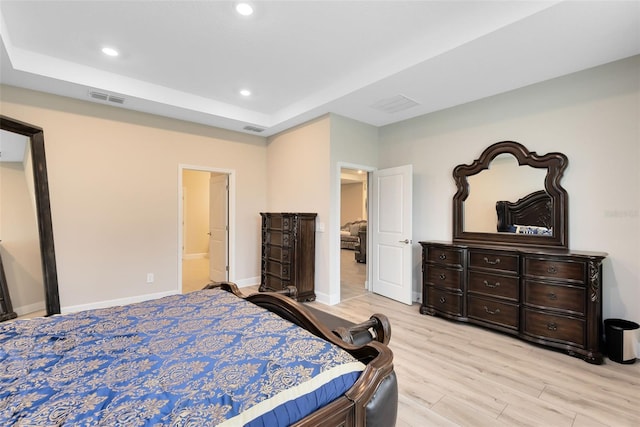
339,167,368,301
179,166,232,293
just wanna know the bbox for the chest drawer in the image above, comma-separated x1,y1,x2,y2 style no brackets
426,266,463,291
425,286,463,317
468,295,519,330
265,231,292,247
427,246,463,267
468,250,519,273
524,281,585,315
264,215,292,231
264,245,290,263
468,271,519,301
523,308,585,347
524,257,585,283
266,260,290,279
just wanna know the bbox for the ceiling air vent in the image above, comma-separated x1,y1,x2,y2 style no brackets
243,125,265,133
89,91,108,101
108,95,125,104
370,94,420,114
88,90,126,104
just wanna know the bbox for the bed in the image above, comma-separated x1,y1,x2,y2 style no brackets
496,189,553,235
0,282,397,426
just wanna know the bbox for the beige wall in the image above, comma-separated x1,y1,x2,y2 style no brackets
0,85,267,309
379,55,640,328
0,161,44,313
340,182,365,224
266,116,331,299
182,170,210,254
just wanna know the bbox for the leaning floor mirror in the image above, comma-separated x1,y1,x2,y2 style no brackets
1,115,60,319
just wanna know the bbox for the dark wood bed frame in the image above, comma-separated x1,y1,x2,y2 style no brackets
496,189,552,232
205,282,398,427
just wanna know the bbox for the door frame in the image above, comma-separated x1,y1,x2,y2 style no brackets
334,162,375,304
178,164,235,292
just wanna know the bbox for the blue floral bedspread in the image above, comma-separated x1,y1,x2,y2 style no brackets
0,289,365,426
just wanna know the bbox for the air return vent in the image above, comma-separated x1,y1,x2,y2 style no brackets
370,94,419,114
89,90,126,104
243,125,265,133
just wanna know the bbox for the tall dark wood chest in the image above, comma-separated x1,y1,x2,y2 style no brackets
259,212,317,301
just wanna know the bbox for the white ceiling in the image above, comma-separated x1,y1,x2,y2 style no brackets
1,1,639,137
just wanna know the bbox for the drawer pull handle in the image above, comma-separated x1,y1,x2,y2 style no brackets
547,293,557,300
483,280,501,288
547,322,558,331
439,296,446,304
439,273,446,280
483,306,501,315
439,253,447,260
483,257,501,265
547,265,557,274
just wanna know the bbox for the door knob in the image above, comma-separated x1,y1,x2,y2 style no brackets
398,239,410,244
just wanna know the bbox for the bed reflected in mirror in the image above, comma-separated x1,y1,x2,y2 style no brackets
464,153,547,234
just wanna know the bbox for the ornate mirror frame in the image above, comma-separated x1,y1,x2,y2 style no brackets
1,115,60,314
452,141,569,249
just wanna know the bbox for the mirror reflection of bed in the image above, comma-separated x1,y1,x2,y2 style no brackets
340,168,368,301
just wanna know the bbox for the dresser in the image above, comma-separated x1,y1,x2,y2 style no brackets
259,213,317,302
420,241,607,364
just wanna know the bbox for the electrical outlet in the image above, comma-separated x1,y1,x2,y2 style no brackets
146,273,154,284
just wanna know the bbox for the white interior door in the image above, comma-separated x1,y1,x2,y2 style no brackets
209,173,228,281
371,165,413,305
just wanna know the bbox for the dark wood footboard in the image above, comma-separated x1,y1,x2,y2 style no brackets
205,281,397,426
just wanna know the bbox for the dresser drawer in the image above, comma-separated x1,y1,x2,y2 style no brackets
524,257,585,283
523,309,585,347
468,295,519,330
524,280,585,315
425,286,463,317
427,246,463,267
468,249,519,273
468,271,519,301
426,266,463,291
266,260,290,280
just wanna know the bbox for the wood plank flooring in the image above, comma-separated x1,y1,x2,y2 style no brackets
301,291,640,427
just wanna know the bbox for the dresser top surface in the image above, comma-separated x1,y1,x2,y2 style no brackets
419,240,607,259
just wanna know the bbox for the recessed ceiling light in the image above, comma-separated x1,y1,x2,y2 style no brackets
235,2,254,16
240,89,251,97
101,47,119,57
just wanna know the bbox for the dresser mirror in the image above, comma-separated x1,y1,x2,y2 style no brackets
453,141,568,249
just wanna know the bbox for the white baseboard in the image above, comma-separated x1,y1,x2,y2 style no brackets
234,276,260,288
62,290,179,314
14,300,46,316
183,253,208,260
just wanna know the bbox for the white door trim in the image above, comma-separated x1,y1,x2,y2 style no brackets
178,164,236,293
333,162,375,304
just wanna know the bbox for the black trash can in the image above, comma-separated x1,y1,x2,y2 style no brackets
604,319,639,364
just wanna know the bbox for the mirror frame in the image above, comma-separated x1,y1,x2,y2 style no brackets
452,141,568,249
1,115,60,314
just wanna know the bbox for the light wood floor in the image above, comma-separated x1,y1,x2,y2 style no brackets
301,292,640,427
